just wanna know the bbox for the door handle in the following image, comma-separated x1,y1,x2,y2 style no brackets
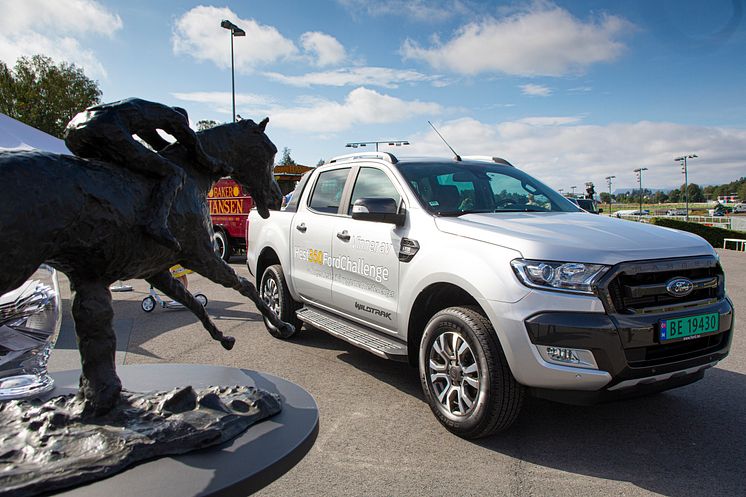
336,230,351,242
296,223,307,233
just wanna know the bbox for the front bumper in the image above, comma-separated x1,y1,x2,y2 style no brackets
523,297,734,404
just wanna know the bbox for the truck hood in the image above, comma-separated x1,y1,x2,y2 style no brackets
435,212,715,265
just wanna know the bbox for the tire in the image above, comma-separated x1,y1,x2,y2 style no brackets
419,306,524,439
260,264,302,339
141,296,156,313
195,293,208,307
213,230,232,261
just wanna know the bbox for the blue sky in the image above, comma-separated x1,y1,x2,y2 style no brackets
1,0,745,192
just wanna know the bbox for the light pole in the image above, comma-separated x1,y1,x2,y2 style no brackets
605,175,616,215
345,140,410,152
633,167,648,218
221,19,245,123
571,185,577,197
674,154,697,221
558,188,564,196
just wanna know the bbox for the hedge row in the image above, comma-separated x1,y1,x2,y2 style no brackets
650,218,746,248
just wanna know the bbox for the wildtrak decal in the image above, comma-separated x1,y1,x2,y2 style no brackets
355,301,392,320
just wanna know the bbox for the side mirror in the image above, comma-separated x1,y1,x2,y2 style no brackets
351,197,405,226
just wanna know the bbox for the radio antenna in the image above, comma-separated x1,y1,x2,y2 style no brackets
427,121,461,161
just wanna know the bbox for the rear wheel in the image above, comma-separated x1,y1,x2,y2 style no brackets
419,306,524,439
260,264,302,339
141,296,156,313
213,230,232,261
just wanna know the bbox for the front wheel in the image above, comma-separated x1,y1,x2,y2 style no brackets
260,264,302,339
194,293,208,307
419,306,524,439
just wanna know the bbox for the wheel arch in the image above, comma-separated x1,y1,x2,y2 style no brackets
256,247,281,288
406,282,488,366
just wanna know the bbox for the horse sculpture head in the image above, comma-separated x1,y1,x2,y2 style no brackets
198,117,281,218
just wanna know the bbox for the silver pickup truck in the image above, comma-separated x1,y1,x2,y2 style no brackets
247,152,734,438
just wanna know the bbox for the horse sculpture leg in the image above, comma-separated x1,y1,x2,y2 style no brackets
70,279,122,415
188,257,294,336
146,270,235,350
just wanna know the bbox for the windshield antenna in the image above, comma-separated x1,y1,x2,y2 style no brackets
428,121,461,161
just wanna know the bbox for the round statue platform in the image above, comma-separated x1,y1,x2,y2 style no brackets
42,364,318,497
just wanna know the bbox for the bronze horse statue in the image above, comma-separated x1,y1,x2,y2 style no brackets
0,117,293,414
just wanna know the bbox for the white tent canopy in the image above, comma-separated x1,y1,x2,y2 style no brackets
0,112,70,154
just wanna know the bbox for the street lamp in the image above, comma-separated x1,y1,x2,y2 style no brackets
571,185,577,197
345,140,410,152
633,167,648,218
221,19,245,123
605,175,616,215
674,154,697,221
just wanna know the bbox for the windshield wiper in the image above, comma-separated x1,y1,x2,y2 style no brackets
437,209,492,217
493,207,547,212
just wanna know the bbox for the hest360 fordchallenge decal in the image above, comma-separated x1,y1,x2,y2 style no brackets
293,247,390,283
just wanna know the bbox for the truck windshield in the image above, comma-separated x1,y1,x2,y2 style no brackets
396,161,580,216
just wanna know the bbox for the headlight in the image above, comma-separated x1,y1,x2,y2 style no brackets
511,259,609,294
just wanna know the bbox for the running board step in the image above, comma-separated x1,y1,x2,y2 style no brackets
296,307,408,361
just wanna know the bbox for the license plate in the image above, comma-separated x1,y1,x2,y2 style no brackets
659,313,719,342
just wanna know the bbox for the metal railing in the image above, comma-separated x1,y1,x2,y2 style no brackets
723,238,746,251
616,215,732,229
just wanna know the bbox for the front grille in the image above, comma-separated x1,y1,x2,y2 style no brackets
601,257,724,314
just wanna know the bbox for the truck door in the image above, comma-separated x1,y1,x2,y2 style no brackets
290,167,352,306
331,166,402,333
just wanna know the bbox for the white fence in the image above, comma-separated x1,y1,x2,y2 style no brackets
723,238,746,251
616,215,732,229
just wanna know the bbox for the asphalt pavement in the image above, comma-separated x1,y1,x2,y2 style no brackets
48,249,746,497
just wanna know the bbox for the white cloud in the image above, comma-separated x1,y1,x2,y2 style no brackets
337,0,470,22
405,118,746,189
520,83,552,96
401,3,631,76
0,0,122,78
172,6,297,71
517,116,582,126
300,32,346,67
263,67,441,89
172,91,274,115
262,87,442,133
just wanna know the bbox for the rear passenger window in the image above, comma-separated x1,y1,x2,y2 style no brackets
308,168,350,214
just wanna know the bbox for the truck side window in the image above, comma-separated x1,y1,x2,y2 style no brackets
348,167,401,214
308,168,350,214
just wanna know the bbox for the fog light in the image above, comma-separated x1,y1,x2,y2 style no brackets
537,345,598,369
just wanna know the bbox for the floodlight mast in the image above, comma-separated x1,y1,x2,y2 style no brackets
221,19,245,123
674,154,697,221
633,167,648,218
605,175,616,215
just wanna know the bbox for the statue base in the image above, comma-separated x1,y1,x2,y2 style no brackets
0,383,281,497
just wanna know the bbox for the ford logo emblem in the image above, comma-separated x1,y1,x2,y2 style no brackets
666,277,694,297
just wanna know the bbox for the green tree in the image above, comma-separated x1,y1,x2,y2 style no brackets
196,119,220,131
279,147,296,166
738,182,746,202
599,192,611,204
316,158,325,167
668,188,681,203
0,55,101,138
687,183,705,202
